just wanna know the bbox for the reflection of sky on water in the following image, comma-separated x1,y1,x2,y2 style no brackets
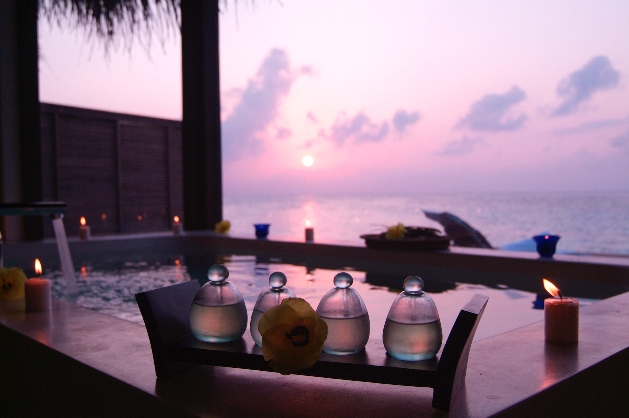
50,255,600,341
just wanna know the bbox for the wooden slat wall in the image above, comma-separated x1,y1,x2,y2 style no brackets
40,104,183,238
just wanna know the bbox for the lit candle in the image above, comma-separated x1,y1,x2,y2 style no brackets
173,215,183,235
79,216,91,240
305,220,314,242
543,279,578,344
25,259,51,312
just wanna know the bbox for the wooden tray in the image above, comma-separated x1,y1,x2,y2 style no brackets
360,234,451,251
136,281,487,411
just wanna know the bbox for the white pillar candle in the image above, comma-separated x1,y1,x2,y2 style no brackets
25,259,51,312
79,216,91,240
543,279,578,344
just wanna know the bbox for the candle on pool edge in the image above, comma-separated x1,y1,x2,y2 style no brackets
543,279,578,344
305,220,314,243
79,216,91,241
173,215,183,235
25,258,51,312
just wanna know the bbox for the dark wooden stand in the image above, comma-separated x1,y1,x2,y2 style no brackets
136,281,488,411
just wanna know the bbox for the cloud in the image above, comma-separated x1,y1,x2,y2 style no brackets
610,130,629,150
555,115,629,136
222,49,306,161
436,136,483,156
456,86,527,131
328,112,389,146
392,109,421,133
275,127,292,140
306,111,318,123
552,56,620,116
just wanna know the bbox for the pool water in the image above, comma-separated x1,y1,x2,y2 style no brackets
50,254,598,341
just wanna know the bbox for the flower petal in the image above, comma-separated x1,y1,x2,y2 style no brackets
282,297,319,322
257,302,300,337
0,268,26,300
262,322,322,375
258,298,329,375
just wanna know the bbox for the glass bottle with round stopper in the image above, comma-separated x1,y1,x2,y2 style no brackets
250,271,296,347
189,264,248,343
383,276,442,361
316,272,370,355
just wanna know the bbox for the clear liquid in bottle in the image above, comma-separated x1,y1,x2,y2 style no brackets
190,302,248,343
250,271,296,346
383,276,442,361
189,264,248,343
317,272,370,355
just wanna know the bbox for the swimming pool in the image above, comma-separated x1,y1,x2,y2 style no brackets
49,253,599,341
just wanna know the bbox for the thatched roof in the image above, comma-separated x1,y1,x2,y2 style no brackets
40,0,182,50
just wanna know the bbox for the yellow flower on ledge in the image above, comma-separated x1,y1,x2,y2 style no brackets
385,222,406,239
214,220,231,234
258,298,328,375
0,268,27,300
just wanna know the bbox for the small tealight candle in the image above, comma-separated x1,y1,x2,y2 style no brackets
173,215,183,235
79,216,91,241
25,258,51,312
543,279,578,344
305,220,314,243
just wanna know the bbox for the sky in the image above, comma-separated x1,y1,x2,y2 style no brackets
39,0,629,195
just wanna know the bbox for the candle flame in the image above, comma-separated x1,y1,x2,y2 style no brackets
80,216,86,226
305,220,311,227
543,279,561,298
544,234,549,239
35,258,42,276
174,215,180,223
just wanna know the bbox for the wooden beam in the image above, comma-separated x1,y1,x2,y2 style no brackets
181,0,223,231
0,0,43,241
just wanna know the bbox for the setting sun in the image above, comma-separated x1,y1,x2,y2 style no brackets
302,155,314,167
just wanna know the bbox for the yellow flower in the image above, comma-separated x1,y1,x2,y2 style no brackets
385,222,406,239
214,220,231,234
0,268,27,300
258,298,328,375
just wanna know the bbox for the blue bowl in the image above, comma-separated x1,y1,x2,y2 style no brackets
532,234,560,258
254,224,270,239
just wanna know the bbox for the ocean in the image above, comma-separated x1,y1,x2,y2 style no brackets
224,191,629,255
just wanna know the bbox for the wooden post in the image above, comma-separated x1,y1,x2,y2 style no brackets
0,0,21,241
181,0,223,231
0,0,43,241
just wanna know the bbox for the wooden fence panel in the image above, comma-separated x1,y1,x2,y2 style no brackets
56,113,119,237
119,122,169,233
40,104,183,238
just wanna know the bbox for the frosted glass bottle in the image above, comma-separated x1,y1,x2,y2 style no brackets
383,276,442,361
316,272,370,355
250,271,296,347
190,264,248,343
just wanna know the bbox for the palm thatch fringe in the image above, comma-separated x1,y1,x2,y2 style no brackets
39,0,181,52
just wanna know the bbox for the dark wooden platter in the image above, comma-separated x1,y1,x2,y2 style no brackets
136,281,487,411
